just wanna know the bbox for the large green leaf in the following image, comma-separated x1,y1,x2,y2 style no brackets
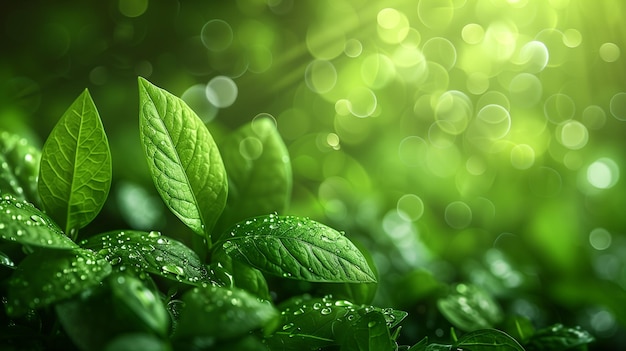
221,214,376,283
138,77,227,242
437,283,503,332
453,329,525,351
81,230,225,286
0,194,77,249
0,131,41,205
6,247,112,316
38,89,112,237
216,118,292,237
174,285,277,340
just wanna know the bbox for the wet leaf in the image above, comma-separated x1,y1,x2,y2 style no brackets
265,295,405,351
138,77,227,242
0,194,77,249
216,118,292,237
6,248,111,316
453,329,525,351
81,230,223,286
525,324,594,351
0,131,41,205
340,311,394,351
213,248,270,300
38,89,112,236
174,285,277,340
222,214,376,283
437,283,503,332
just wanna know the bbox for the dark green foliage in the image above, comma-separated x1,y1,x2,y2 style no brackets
0,79,596,351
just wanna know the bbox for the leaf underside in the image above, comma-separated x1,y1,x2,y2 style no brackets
222,215,377,283
138,77,227,241
38,89,112,235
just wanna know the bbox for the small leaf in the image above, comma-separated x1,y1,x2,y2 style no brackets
138,77,227,241
0,194,78,249
437,283,503,332
340,311,394,351
213,248,270,300
454,329,525,351
216,118,292,237
407,337,428,351
174,285,278,340
222,214,376,283
81,230,222,286
0,131,41,205
525,324,594,351
6,248,111,316
265,295,404,350
38,89,112,236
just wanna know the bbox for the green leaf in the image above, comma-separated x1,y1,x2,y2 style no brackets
437,283,503,332
216,117,292,237
0,194,78,249
38,89,112,237
222,214,376,283
109,274,170,337
265,295,405,350
454,329,525,351
6,247,111,316
138,77,228,241
0,131,41,205
407,337,428,351
213,248,270,300
81,230,224,286
525,324,594,351
104,334,172,351
174,285,278,340
340,311,395,351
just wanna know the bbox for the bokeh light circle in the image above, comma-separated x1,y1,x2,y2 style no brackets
589,228,612,250
434,90,472,135
182,84,218,123
445,201,472,229
599,43,621,62
239,137,263,160
201,20,234,52
361,53,396,89
587,158,619,189
544,93,575,124
609,92,626,121
475,104,511,139
462,23,484,44
582,105,606,129
344,39,363,57
422,37,457,71
418,0,454,30
398,136,428,167
377,8,410,44
119,0,148,17
509,73,542,107
305,60,337,94
557,120,588,150
205,76,238,108
510,144,535,170
346,87,377,118
397,194,425,221
518,41,549,73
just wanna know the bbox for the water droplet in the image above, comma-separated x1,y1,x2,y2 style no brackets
313,302,322,310
282,322,295,331
148,230,161,238
321,307,332,315
29,214,45,225
368,320,377,327
110,257,122,265
162,264,185,276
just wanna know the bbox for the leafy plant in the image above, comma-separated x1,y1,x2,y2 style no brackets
0,79,595,350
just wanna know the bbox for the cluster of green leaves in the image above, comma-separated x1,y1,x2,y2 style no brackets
0,78,595,350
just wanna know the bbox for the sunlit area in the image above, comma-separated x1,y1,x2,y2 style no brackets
1,0,625,349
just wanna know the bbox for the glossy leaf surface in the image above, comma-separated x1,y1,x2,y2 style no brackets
6,248,111,316
222,214,376,283
525,324,594,351
453,329,525,351
0,194,77,249
38,89,111,236
437,283,503,331
216,118,292,235
174,285,277,340
81,230,222,286
138,77,227,240
340,311,395,351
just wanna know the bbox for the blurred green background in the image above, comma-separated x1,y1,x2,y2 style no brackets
1,0,625,348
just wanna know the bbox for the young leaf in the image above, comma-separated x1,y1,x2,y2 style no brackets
80,230,224,286
0,131,41,205
453,329,525,351
138,77,227,241
0,194,78,250
174,285,278,340
215,117,292,237
437,283,503,332
340,311,395,351
221,214,376,283
524,324,594,351
6,247,112,316
38,89,112,237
